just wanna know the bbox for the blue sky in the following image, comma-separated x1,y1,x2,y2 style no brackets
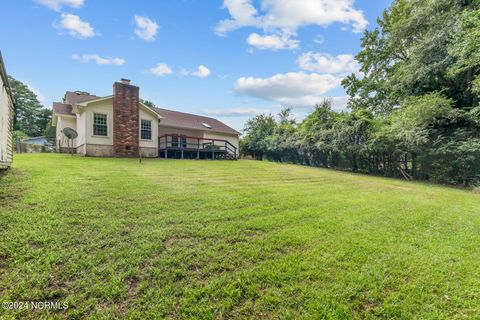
0,0,391,131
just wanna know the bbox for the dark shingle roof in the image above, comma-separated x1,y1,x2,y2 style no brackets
53,91,100,116
52,102,74,116
64,91,99,106
154,107,240,135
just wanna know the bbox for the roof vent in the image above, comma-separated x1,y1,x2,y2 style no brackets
121,78,131,85
202,122,212,129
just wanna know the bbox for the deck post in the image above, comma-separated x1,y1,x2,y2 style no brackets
211,139,215,160
197,138,200,159
181,136,184,159
164,136,168,159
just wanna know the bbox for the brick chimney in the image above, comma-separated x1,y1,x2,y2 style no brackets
113,79,139,157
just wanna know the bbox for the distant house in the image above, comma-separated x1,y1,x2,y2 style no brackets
0,51,14,168
23,136,52,146
52,79,240,159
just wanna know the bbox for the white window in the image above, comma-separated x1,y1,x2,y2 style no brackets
93,113,107,136
141,119,152,140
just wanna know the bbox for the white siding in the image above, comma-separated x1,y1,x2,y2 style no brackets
0,73,13,166
139,107,158,149
56,116,78,149
83,98,114,146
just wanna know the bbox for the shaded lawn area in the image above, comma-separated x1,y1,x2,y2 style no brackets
0,153,479,319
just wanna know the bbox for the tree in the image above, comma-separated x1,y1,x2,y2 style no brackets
140,99,157,109
240,0,480,186
448,8,480,101
8,75,47,137
241,114,276,160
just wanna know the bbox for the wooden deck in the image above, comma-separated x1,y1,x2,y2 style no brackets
158,134,237,160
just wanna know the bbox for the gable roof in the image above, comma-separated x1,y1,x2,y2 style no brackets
52,102,74,116
154,107,240,135
64,91,99,106
53,92,99,117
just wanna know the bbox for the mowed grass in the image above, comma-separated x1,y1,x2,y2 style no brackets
0,154,479,319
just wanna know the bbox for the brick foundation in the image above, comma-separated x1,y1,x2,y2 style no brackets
85,144,114,157
113,80,139,157
140,147,158,158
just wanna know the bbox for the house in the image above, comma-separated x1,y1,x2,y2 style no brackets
22,136,53,146
52,79,240,159
0,51,14,168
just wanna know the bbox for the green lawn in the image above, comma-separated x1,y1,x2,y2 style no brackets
1,154,479,319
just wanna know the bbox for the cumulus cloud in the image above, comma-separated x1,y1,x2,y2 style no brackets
234,72,342,107
203,107,270,117
216,0,260,35
297,52,359,74
72,54,125,65
215,0,368,49
183,65,211,78
35,0,84,11
217,0,368,34
58,13,95,38
149,63,173,76
134,15,159,41
247,33,299,50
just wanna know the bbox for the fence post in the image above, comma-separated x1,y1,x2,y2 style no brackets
16,137,21,153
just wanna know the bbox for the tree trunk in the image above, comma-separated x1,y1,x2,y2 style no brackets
411,152,417,179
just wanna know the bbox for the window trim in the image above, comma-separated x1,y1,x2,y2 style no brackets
140,119,152,141
92,113,108,137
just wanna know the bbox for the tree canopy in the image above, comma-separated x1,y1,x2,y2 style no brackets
241,1,480,186
8,75,51,138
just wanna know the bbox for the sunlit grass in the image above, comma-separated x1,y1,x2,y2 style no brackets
1,153,479,319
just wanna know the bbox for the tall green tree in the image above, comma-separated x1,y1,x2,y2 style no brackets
8,75,49,137
448,7,480,101
241,114,276,160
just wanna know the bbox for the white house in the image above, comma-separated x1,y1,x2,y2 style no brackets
0,51,14,168
52,79,240,159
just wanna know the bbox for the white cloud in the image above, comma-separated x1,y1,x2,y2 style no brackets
35,0,84,11
330,96,350,111
203,107,270,117
215,0,368,47
58,13,95,38
216,0,260,35
297,52,359,74
72,54,125,65
247,33,299,50
27,84,47,106
234,71,342,107
134,15,159,41
149,63,173,76
183,65,211,78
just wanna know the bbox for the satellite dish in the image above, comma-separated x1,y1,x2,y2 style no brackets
62,127,78,155
63,127,78,139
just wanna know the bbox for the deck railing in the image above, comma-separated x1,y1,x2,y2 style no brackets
158,134,237,159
